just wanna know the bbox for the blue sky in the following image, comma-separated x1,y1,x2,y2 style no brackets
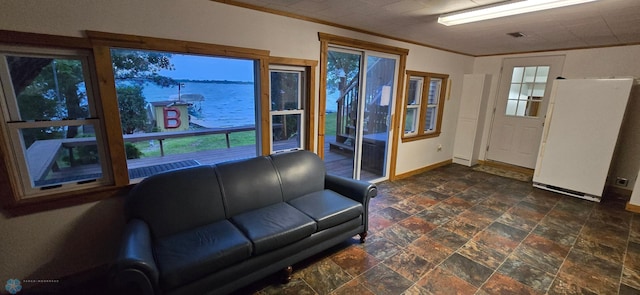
158,54,255,82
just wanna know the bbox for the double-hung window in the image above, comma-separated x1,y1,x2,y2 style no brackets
402,71,448,141
269,66,306,153
0,46,110,198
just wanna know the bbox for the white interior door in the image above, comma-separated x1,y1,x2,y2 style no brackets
487,56,565,168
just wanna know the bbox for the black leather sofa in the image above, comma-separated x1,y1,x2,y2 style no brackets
111,150,377,295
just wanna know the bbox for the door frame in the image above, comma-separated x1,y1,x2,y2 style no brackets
486,55,565,168
318,33,408,181
358,50,401,180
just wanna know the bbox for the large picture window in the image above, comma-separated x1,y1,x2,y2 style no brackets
109,49,259,180
0,47,111,197
402,71,448,141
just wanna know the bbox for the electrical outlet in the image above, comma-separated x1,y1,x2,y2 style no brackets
616,177,628,187
437,144,442,151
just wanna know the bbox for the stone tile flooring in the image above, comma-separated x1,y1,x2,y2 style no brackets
235,164,640,295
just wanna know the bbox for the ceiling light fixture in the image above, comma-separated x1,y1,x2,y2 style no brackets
438,0,598,26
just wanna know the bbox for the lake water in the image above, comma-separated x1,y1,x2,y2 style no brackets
143,81,256,127
143,81,338,128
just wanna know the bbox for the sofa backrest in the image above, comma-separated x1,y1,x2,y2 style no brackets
269,150,325,201
215,156,284,217
125,165,225,239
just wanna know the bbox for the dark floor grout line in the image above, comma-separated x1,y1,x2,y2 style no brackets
617,213,635,294
406,178,518,293
472,189,545,294
528,194,576,294
548,199,602,294
260,167,640,295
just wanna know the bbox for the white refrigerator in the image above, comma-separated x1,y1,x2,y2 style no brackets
533,77,635,202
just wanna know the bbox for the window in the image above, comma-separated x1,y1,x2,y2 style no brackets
0,30,280,213
109,49,259,181
0,46,111,198
402,71,448,141
0,31,319,213
506,66,549,117
269,66,306,153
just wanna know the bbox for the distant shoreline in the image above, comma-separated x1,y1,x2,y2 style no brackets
175,79,253,85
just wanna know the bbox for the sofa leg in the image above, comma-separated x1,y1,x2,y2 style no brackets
359,232,367,243
282,266,293,283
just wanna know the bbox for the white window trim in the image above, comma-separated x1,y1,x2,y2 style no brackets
405,76,423,135
424,78,443,134
0,46,111,198
269,66,306,153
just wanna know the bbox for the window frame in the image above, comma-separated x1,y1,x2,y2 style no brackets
0,30,276,214
404,76,423,136
317,32,409,181
269,65,306,153
402,70,449,142
0,47,113,198
108,47,262,182
268,57,317,154
88,31,272,189
505,65,550,118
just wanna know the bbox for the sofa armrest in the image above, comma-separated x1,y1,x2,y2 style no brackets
325,174,377,204
325,174,377,240
111,219,159,295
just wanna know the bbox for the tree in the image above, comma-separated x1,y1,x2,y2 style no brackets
270,71,300,140
7,50,175,157
111,49,176,134
326,51,361,97
111,49,175,87
7,57,87,144
15,92,62,147
117,85,148,134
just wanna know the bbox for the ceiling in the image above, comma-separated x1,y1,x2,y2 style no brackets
219,0,640,56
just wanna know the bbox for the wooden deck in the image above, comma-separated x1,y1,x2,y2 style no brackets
40,138,383,184
26,126,258,182
25,139,63,181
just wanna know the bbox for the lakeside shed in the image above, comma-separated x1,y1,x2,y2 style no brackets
150,100,192,132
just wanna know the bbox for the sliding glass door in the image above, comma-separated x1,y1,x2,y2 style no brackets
325,47,398,181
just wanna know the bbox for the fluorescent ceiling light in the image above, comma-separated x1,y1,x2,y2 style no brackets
438,0,598,26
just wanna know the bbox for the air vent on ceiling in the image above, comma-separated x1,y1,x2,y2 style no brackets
507,32,527,38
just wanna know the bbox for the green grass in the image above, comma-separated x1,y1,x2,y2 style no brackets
131,114,338,158
133,131,256,158
325,112,337,136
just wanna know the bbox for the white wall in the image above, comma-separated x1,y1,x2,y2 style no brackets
396,50,474,174
473,46,640,193
0,0,472,282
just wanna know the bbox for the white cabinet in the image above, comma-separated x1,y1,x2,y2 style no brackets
453,74,492,166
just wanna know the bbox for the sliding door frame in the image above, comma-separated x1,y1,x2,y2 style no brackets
318,33,408,180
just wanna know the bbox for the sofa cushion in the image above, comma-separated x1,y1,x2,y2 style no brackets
154,220,252,290
215,156,284,217
288,190,363,231
269,150,326,201
231,202,317,255
126,165,226,239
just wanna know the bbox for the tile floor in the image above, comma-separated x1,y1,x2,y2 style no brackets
235,164,640,295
